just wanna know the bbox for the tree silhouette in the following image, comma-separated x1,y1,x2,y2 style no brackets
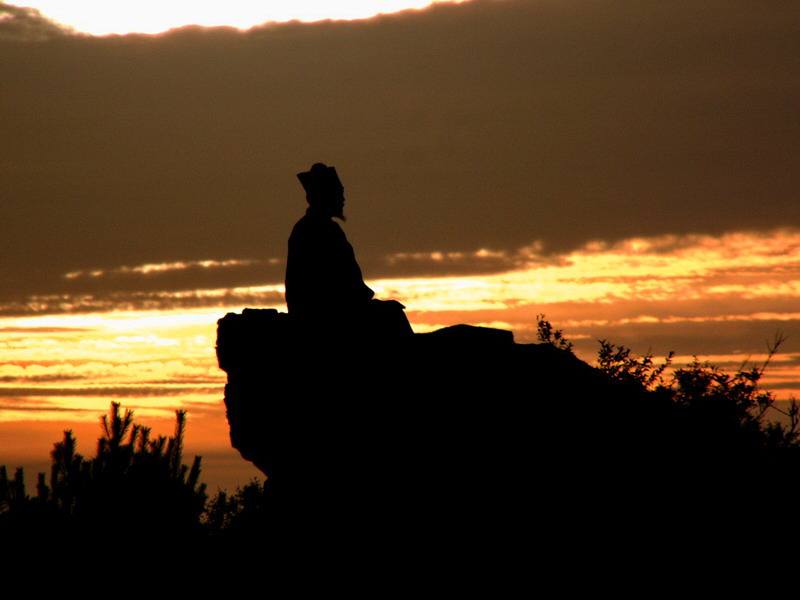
1,402,213,539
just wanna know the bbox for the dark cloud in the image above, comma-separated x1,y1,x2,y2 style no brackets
0,374,85,383
0,326,93,333
2,0,799,304
0,402,93,412
173,400,228,416
407,293,800,358
765,382,800,391
550,297,800,323
59,258,281,292
1,357,219,368
137,378,225,385
565,319,800,361
0,385,221,397
0,3,74,41
0,288,285,317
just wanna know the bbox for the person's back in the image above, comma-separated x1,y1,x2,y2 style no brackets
285,207,374,320
285,162,412,338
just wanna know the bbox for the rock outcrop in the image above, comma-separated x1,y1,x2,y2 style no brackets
215,310,800,567
215,309,674,533
217,309,611,477
215,308,800,550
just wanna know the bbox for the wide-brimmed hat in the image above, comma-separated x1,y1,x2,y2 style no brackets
296,162,343,198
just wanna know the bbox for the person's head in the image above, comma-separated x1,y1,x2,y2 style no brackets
296,162,346,220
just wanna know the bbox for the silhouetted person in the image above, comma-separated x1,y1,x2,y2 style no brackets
285,162,413,338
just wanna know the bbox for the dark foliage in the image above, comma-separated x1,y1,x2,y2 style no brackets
0,402,269,541
537,315,800,451
535,313,574,352
204,479,271,541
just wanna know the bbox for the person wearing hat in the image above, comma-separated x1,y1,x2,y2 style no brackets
285,162,413,338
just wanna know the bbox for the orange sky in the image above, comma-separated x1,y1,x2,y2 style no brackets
2,228,799,490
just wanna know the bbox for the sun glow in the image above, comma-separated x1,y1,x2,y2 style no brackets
7,1,472,36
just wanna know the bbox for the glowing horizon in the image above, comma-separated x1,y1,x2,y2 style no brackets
5,1,472,36
2,227,799,425
3,227,799,491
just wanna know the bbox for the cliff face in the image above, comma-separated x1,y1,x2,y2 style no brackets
216,309,603,477
214,309,800,545
215,309,669,522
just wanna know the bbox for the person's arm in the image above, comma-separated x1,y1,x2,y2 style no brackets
331,223,374,303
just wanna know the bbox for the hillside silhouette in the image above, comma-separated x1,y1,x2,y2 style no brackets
3,314,798,550
217,309,800,545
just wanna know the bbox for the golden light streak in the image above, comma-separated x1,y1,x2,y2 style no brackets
7,1,472,36
1,228,800,432
375,229,800,312
63,258,264,280
0,308,234,423
551,313,800,330
3,228,800,494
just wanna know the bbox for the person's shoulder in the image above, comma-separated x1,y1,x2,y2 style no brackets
290,213,319,235
290,215,308,233
289,213,342,242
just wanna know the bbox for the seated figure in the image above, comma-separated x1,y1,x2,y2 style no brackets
285,162,413,339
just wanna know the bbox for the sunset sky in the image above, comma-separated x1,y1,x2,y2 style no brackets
2,0,799,491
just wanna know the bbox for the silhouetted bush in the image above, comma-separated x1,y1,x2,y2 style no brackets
0,402,270,541
537,315,800,451
204,479,271,540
